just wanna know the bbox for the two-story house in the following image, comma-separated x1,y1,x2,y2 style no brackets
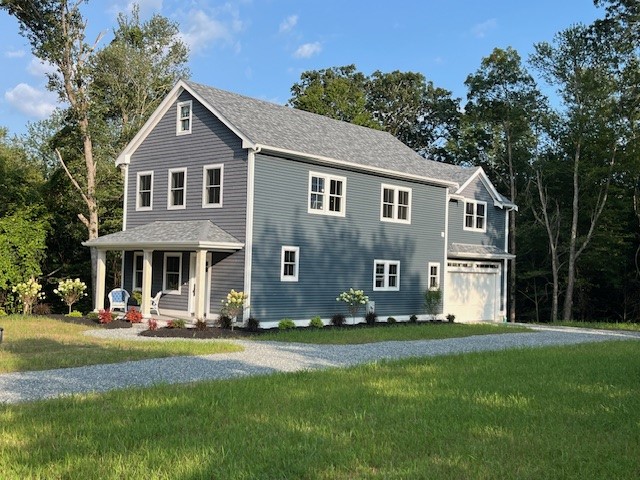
85,80,516,326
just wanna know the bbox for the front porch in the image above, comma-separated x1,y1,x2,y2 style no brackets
83,220,244,320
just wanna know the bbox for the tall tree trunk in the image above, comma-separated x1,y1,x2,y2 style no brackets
563,145,581,321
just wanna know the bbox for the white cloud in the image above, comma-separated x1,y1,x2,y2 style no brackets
5,49,26,58
4,83,59,119
471,18,497,38
279,14,298,34
178,7,244,54
293,42,321,59
108,0,163,18
27,57,57,77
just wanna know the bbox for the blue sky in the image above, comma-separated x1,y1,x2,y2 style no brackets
0,0,603,137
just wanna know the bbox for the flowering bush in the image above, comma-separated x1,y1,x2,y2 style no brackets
98,309,113,324
336,288,369,324
12,278,45,315
220,289,247,319
124,309,143,323
54,278,87,314
147,318,158,331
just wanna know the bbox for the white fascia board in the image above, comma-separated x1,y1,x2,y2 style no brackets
448,251,515,260
255,144,458,189
82,240,244,251
456,167,505,207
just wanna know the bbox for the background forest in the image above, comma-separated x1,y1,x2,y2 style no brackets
0,0,638,322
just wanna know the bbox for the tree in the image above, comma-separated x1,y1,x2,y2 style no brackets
531,25,622,321
462,47,544,322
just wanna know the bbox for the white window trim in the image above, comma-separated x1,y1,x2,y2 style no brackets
308,171,347,217
163,253,182,294
167,167,187,210
373,259,401,291
132,252,144,292
463,200,487,232
176,100,192,135
380,184,412,224
136,171,153,211
280,246,300,282
428,262,441,291
202,163,224,208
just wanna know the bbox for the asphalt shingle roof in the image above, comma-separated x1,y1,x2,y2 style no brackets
449,243,515,259
84,221,242,249
186,80,477,187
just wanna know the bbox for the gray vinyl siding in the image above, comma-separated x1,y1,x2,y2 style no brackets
448,176,506,248
250,153,447,323
124,91,248,312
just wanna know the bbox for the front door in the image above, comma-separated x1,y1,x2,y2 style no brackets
188,252,212,318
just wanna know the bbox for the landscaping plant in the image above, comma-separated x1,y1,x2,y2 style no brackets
11,278,44,315
309,316,324,328
124,309,143,323
331,313,346,327
278,318,296,330
246,317,260,332
98,309,113,324
54,278,87,314
336,288,369,324
147,318,158,331
424,288,442,320
221,289,247,330
167,319,186,329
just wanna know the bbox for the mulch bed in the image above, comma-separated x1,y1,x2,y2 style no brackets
140,327,261,339
45,314,133,329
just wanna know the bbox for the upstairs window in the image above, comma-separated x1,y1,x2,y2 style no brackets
428,262,440,290
380,184,411,224
308,172,346,217
176,100,192,135
464,200,487,232
281,246,300,282
136,171,153,211
168,168,187,209
203,164,223,208
373,260,400,291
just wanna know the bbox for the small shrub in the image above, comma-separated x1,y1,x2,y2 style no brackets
387,316,397,324
246,317,260,332
86,311,99,321
65,310,83,318
409,314,418,323
331,313,346,327
195,319,208,331
167,318,186,329
424,288,442,320
132,291,143,306
365,311,377,325
446,313,455,323
124,309,143,323
217,315,233,329
32,303,52,315
278,318,296,330
147,318,158,331
309,316,324,328
98,309,113,324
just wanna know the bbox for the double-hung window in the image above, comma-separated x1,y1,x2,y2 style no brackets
176,100,192,135
163,253,182,294
464,200,487,232
132,253,144,291
202,164,223,208
168,168,187,209
428,262,440,290
380,184,411,224
136,171,153,211
281,246,300,282
308,171,346,217
373,260,400,291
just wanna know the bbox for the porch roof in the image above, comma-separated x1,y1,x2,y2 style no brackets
83,220,244,251
448,243,515,260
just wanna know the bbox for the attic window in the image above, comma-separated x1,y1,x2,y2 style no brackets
177,100,192,135
464,200,487,232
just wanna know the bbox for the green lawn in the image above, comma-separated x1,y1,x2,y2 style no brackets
0,315,242,373
1,340,638,479
542,320,640,332
257,322,528,344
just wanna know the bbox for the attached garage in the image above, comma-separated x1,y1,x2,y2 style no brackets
445,261,501,322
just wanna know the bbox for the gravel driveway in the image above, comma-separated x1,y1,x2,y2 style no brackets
1,325,638,404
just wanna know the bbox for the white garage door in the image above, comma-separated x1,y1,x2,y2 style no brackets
445,262,500,322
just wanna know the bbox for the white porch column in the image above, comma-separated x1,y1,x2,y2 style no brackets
194,249,207,321
141,249,153,318
94,249,107,312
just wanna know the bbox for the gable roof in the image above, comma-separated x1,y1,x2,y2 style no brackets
117,79,513,205
83,220,243,251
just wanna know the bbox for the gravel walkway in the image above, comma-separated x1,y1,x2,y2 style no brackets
1,325,638,404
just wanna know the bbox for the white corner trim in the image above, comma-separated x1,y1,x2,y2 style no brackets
122,164,129,230
243,149,256,320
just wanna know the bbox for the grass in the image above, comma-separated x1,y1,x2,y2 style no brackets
0,340,638,479
0,315,242,374
543,320,640,332
257,321,529,344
